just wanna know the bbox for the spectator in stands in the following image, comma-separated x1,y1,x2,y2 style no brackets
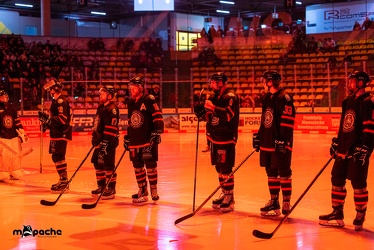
200,27,207,38
353,21,362,30
362,17,373,30
151,85,160,106
208,25,217,43
307,36,319,53
322,37,336,52
217,25,224,38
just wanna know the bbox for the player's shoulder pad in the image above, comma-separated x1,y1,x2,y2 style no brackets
57,98,64,104
279,89,292,102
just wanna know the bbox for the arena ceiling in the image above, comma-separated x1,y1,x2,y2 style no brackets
0,0,350,22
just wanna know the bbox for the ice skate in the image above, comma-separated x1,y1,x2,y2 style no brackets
202,145,210,152
282,201,292,215
220,193,235,213
91,186,105,197
102,188,116,200
353,211,366,231
260,199,281,216
151,187,159,201
212,193,224,210
50,179,69,193
319,206,345,227
132,187,149,203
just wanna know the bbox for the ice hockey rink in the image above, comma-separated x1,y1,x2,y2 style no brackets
1,132,374,250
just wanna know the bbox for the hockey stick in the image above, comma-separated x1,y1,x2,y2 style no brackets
81,149,127,209
40,87,45,173
252,156,334,239
175,149,256,225
192,88,204,211
40,146,94,206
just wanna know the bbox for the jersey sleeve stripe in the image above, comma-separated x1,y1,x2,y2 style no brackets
280,123,294,129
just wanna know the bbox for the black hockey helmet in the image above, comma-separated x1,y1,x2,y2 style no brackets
44,79,63,92
348,70,370,89
262,70,281,86
210,72,228,84
129,76,145,86
100,85,117,97
0,90,9,103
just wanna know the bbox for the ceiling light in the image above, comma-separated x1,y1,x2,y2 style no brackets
216,10,230,14
15,3,33,8
91,11,106,15
296,1,302,4
219,1,235,4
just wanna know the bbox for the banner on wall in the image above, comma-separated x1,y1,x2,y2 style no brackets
306,0,374,34
19,113,341,135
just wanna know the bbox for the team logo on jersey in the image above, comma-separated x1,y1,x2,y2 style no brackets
149,95,155,100
58,106,63,113
211,116,219,126
229,99,233,106
342,109,355,133
112,109,117,115
140,103,146,111
263,108,274,128
3,115,13,128
58,99,63,104
285,94,291,102
130,110,144,129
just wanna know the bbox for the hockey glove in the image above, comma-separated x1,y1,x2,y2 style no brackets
193,102,206,120
124,135,130,151
97,140,108,165
352,144,372,166
100,140,109,155
252,133,260,152
16,128,30,143
150,132,161,145
38,111,51,126
275,139,289,154
330,137,338,158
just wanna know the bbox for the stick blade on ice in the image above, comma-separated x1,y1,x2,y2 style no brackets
40,200,56,206
252,230,274,239
174,213,194,225
81,203,97,209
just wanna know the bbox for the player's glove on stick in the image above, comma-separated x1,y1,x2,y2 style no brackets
38,111,51,126
193,102,206,120
124,135,130,151
330,137,338,158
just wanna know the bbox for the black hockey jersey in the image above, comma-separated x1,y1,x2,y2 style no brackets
205,89,239,144
92,101,119,147
0,103,23,139
127,94,164,148
336,92,374,157
258,88,295,151
49,95,72,140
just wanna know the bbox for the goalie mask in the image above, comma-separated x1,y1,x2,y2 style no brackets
262,70,281,91
44,80,63,93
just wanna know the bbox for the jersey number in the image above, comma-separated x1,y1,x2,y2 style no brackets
283,105,293,115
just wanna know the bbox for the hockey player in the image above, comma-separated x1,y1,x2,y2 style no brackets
319,71,373,231
38,81,72,193
194,72,239,213
0,90,29,181
252,70,295,216
91,85,119,200
124,76,164,203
